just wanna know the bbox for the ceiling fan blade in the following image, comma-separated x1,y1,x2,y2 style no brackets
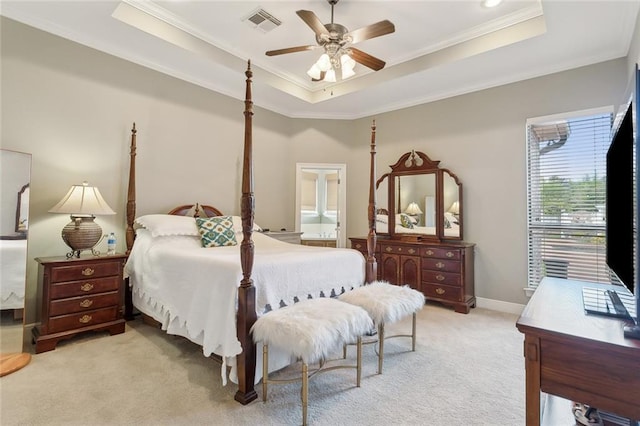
350,48,386,71
266,45,317,56
296,10,330,37
345,20,395,44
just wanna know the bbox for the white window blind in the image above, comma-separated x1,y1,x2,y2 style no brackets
325,172,338,212
301,171,318,212
527,110,614,288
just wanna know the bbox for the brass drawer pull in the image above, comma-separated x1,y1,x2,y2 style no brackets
385,247,393,252
79,315,92,324
436,274,445,281
80,283,94,292
436,262,445,269
81,268,95,276
408,248,416,254
425,250,434,256
355,244,362,249
435,288,445,295
446,252,454,258
79,299,93,308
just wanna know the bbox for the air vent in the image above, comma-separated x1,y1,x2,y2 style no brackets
243,8,281,33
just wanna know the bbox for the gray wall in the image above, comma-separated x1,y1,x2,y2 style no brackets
1,15,635,325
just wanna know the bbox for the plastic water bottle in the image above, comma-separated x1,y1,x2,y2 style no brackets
107,232,116,255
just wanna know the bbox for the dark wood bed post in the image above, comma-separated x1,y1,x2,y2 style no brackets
234,60,258,405
124,123,137,320
365,120,378,283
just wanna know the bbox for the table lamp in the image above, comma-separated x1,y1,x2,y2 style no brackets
448,201,460,217
49,181,116,258
405,202,423,216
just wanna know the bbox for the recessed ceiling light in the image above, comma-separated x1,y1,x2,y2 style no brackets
482,0,503,7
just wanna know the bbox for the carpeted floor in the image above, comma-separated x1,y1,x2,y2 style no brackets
0,303,525,425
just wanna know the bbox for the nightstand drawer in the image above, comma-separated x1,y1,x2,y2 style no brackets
422,283,463,302
49,291,120,316
48,306,120,333
50,276,121,299
50,260,122,282
422,270,461,287
421,247,461,260
422,258,460,273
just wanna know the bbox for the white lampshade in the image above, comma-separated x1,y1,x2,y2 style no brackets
324,68,337,83
341,54,356,70
307,64,322,80
316,54,332,72
49,181,115,258
49,181,116,215
448,201,460,215
405,202,423,215
341,66,356,80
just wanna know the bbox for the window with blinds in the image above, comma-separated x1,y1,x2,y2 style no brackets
325,172,339,213
527,109,615,288
301,171,318,212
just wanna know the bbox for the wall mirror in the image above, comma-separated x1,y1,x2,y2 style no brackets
376,150,463,241
1,149,32,359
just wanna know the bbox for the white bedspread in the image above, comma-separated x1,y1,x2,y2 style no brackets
125,229,365,383
1,239,27,309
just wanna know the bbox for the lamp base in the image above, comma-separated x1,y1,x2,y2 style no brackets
61,215,104,258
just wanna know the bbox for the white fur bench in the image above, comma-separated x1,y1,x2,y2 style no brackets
251,297,373,426
339,280,425,374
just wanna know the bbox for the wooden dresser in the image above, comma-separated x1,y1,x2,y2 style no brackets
350,237,475,313
32,254,127,353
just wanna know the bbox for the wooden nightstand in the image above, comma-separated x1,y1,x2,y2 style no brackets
32,254,127,353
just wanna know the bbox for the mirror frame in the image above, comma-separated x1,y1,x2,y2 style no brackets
377,150,463,241
15,183,29,237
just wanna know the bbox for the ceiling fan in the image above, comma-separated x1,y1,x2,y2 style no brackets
265,0,395,82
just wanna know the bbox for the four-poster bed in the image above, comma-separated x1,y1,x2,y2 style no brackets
123,61,380,404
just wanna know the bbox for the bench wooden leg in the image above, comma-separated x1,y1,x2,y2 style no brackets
302,362,308,426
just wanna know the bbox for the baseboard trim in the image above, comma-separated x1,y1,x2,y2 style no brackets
476,297,525,315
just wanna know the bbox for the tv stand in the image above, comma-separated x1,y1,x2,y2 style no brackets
516,278,640,425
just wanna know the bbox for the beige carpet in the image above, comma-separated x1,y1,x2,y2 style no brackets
0,303,525,425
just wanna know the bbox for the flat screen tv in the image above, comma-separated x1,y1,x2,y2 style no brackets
603,64,640,339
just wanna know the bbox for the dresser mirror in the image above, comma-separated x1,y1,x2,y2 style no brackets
377,150,463,241
1,149,31,363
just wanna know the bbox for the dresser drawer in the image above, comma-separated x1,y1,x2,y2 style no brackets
422,258,460,273
381,244,419,255
50,276,121,299
49,291,120,316
421,247,461,260
422,270,461,287
50,260,122,282
422,283,463,302
48,306,120,333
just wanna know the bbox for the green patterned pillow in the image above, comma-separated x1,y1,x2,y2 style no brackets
400,213,415,229
196,216,238,248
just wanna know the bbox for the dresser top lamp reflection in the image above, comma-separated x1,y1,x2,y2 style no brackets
404,201,423,225
48,181,115,258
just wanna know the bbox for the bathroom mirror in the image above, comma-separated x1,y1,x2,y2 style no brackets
376,150,463,241
0,149,31,360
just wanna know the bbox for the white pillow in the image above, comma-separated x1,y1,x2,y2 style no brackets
229,216,263,233
376,214,388,224
135,214,199,237
135,214,262,237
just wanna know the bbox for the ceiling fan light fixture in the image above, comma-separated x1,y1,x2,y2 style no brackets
307,63,323,80
341,53,356,71
317,53,332,72
324,68,337,83
341,66,355,80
